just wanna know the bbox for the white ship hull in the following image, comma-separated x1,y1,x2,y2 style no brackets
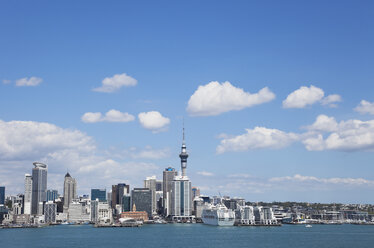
201,204,235,226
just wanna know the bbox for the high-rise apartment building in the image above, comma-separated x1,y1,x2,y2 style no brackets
24,174,32,214
63,173,77,211
31,162,48,215
46,189,58,202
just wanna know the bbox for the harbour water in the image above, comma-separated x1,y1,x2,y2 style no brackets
1,224,374,248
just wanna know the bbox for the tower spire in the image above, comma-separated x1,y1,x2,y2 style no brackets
179,122,188,177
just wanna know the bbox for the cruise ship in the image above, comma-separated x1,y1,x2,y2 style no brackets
201,204,235,226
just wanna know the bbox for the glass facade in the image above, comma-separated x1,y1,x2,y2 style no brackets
0,187,5,205
91,189,106,202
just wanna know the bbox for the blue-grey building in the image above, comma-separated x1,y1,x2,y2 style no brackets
122,195,131,212
0,186,5,205
46,190,58,202
31,162,48,215
91,189,106,202
131,188,152,217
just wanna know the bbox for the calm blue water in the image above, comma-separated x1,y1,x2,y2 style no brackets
1,224,374,248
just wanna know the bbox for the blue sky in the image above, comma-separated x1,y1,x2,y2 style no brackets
1,0,374,203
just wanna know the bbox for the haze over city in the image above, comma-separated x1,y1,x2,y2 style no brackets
1,0,374,204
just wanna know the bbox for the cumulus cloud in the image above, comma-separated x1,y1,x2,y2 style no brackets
187,81,275,116
0,119,160,195
138,111,170,132
81,109,135,123
107,146,171,160
15,77,43,87
355,100,374,115
93,73,137,93
216,127,299,154
197,171,214,177
303,118,374,152
283,85,341,108
306,114,338,132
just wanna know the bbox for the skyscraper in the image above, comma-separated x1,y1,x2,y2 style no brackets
131,188,152,218
163,167,177,216
46,189,58,202
111,183,129,209
171,128,192,219
63,173,77,212
31,162,48,215
144,176,157,214
24,174,32,214
0,186,5,205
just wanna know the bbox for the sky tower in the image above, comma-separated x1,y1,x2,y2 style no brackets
179,126,189,177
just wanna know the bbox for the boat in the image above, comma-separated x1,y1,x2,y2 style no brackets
305,224,312,228
201,204,235,226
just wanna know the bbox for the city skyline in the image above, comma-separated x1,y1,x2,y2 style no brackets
1,1,374,203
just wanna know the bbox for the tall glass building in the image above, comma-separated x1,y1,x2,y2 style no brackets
91,189,106,202
46,190,58,202
131,188,152,217
31,162,48,215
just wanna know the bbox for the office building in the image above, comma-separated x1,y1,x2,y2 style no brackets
122,195,131,212
191,187,200,201
67,201,90,223
144,176,157,214
46,190,58,202
131,188,152,218
111,183,129,209
91,189,106,202
24,174,32,214
63,173,77,211
31,162,48,215
0,186,5,205
171,129,192,219
163,167,177,216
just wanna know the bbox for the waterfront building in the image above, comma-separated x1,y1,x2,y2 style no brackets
253,206,277,225
14,214,31,225
131,188,152,218
163,167,177,216
0,186,5,205
67,201,90,223
24,174,32,214
31,162,48,215
91,199,112,224
63,173,77,211
44,201,57,223
144,176,157,214
171,129,192,220
47,189,58,202
238,206,255,225
121,203,149,222
91,189,106,202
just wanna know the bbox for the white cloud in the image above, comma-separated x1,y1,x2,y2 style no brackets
93,73,137,93
269,174,374,186
303,117,374,152
15,77,43,87
187,81,275,116
306,114,338,132
216,127,298,154
81,109,135,123
138,111,170,133
355,100,374,115
283,85,341,109
197,171,214,177
321,94,342,107
283,85,324,108
2,79,11,84
0,119,160,195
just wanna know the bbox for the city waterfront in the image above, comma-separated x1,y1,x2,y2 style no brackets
1,224,374,248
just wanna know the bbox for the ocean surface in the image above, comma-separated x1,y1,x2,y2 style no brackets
1,224,374,248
